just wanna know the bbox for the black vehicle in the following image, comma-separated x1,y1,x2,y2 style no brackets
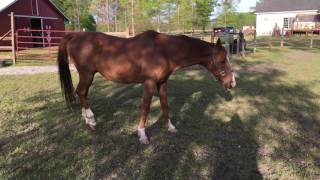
213,28,246,54
213,27,236,35
231,38,246,54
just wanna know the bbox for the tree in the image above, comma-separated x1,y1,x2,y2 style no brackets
52,0,95,31
215,0,240,27
214,0,256,29
194,0,215,30
81,13,97,31
54,0,219,33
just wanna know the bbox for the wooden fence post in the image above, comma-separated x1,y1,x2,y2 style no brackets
11,12,16,64
280,28,284,47
236,33,240,56
253,30,257,54
241,40,245,57
310,31,313,49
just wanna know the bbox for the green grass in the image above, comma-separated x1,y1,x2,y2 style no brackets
0,47,57,66
0,47,319,179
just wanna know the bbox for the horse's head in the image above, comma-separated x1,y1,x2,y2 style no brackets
205,39,236,89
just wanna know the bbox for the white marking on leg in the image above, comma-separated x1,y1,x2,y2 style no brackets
81,108,96,127
168,119,178,133
137,127,149,144
231,73,236,88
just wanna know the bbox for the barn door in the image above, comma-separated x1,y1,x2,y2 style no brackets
31,19,43,47
31,0,39,15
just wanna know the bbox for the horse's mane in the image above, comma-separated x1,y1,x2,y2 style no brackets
133,30,212,46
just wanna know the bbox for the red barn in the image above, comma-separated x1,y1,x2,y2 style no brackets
0,0,68,46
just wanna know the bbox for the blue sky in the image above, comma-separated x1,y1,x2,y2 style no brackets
212,0,259,18
236,0,259,12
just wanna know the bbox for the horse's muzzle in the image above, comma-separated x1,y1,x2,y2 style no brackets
229,72,236,88
220,72,236,89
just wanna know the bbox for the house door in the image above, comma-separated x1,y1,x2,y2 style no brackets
31,18,42,47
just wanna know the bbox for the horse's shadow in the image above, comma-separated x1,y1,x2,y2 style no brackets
89,70,262,179
2,70,262,179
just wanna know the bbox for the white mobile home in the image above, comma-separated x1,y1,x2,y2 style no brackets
255,0,320,36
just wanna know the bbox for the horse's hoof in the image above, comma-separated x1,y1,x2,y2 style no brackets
167,119,177,133
168,128,178,133
88,124,96,131
83,117,96,131
139,137,149,144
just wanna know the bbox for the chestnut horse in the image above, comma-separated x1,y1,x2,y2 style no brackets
57,30,236,144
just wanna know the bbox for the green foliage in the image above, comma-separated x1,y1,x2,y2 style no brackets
215,12,256,29
53,0,218,33
52,0,96,31
81,13,97,31
195,0,215,30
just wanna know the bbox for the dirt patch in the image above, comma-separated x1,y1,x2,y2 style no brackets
0,63,281,76
0,65,75,75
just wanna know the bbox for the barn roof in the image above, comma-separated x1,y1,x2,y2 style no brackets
0,0,16,12
256,0,320,13
0,0,68,20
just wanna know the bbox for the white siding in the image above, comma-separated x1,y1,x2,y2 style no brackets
256,10,318,36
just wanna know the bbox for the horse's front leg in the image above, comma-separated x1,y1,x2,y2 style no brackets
138,80,156,144
157,82,177,133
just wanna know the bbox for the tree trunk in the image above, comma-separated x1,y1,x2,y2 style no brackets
157,8,160,32
74,0,81,31
177,4,180,32
107,0,110,32
125,4,128,31
131,0,135,36
168,4,171,33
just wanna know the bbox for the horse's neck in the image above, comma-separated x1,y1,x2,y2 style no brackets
171,40,212,70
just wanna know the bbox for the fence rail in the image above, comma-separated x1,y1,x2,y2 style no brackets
8,28,320,62
15,29,74,61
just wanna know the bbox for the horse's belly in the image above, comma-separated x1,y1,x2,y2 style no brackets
98,60,144,83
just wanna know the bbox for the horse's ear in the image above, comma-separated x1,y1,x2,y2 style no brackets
216,38,222,46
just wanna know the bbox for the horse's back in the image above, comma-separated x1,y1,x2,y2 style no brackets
65,31,174,83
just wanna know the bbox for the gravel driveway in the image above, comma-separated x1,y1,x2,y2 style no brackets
0,65,75,75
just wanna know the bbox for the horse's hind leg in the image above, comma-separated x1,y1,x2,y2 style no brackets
137,80,156,144
76,72,96,130
157,82,177,133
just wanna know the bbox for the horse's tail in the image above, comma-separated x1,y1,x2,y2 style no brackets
57,34,76,109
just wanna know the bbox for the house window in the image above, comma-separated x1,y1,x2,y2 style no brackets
284,17,294,29
284,18,289,28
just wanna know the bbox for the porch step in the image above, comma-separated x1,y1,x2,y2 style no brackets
0,46,12,51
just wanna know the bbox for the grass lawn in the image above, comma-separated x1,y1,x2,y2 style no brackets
0,47,319,179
